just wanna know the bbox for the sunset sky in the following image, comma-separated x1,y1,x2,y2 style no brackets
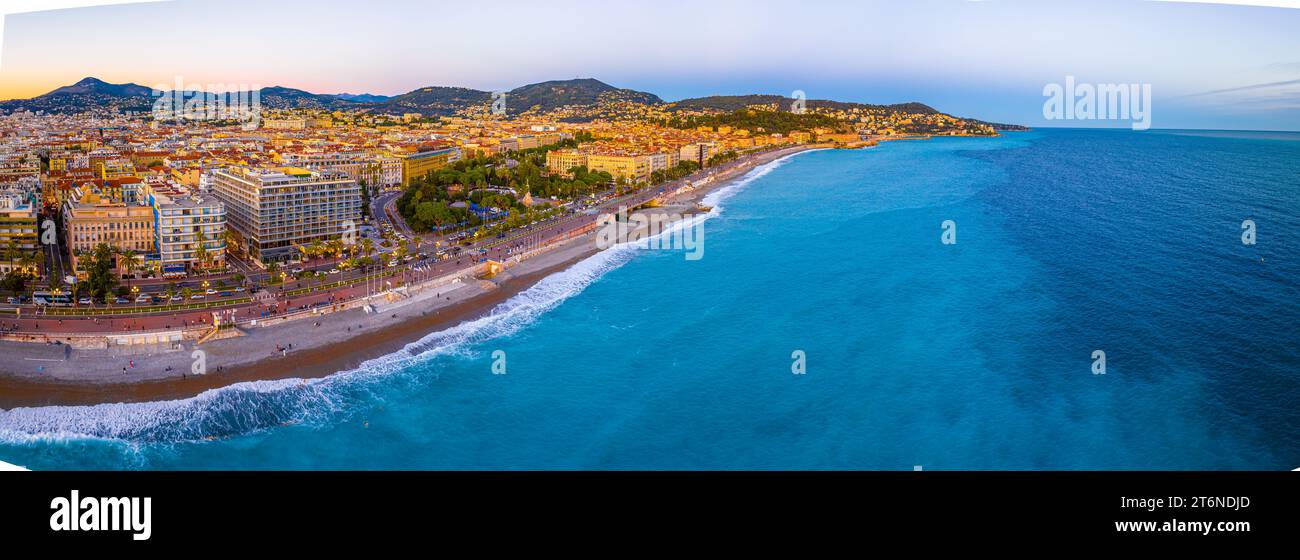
2,0,1299,130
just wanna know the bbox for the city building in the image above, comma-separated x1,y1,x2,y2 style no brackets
0,191,39,275
148,187,227,276
399,146,461,187
585,152,652,183
678,143,716,166
545,149,587,176
63,187,155,277
211,166,360,265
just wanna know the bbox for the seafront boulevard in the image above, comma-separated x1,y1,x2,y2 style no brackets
0,143,823,406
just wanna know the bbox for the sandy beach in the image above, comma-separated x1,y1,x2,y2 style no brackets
0,143,824,408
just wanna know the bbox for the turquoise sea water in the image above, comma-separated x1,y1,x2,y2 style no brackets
2,129,1297,470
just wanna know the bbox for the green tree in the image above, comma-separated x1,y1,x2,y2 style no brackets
85,243,119,302
0,271,28,293
194,229,208,272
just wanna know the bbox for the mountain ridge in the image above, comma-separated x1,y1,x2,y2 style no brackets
0,76,1024,129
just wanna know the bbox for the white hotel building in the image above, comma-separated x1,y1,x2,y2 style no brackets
211,166,361,265
148,189,227,275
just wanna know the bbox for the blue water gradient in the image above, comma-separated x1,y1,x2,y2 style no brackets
2,129,1296,470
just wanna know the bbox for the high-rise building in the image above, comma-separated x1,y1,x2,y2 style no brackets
210,166,360,265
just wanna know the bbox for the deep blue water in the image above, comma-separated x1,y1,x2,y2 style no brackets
2,128,1297,470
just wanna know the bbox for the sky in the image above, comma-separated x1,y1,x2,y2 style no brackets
1,0,1299,130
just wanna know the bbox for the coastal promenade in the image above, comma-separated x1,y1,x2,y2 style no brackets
0,143,822,406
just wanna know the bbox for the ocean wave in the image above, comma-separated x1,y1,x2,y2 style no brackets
0,150,811,447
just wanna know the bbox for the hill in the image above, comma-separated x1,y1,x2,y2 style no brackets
504,78,661,115
0,76,1026,129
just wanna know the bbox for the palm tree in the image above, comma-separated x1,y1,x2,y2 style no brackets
3,240,18,267
308,240,325,261
194,229,208,272
120,248,137,284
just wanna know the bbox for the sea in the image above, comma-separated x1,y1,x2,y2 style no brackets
1,128,1297,470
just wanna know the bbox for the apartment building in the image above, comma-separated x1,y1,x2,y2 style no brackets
545,149,587,176
678,143,717,166
264,118,307,130
63,188,155,277
585,152,652,183
148,188,227,275
399,146,461,187
0,192,38,275
0,152,40,184
282,151,402,190
211,166,360,265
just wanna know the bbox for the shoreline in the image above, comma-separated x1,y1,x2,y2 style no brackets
0,143,824,408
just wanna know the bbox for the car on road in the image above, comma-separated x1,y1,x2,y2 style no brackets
190,294,205,300
205,288,217,295
135,295,151,303
170,294,183,302
291,267,304,274
328,268,340,274
78,297,93,305
114,297,131,304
